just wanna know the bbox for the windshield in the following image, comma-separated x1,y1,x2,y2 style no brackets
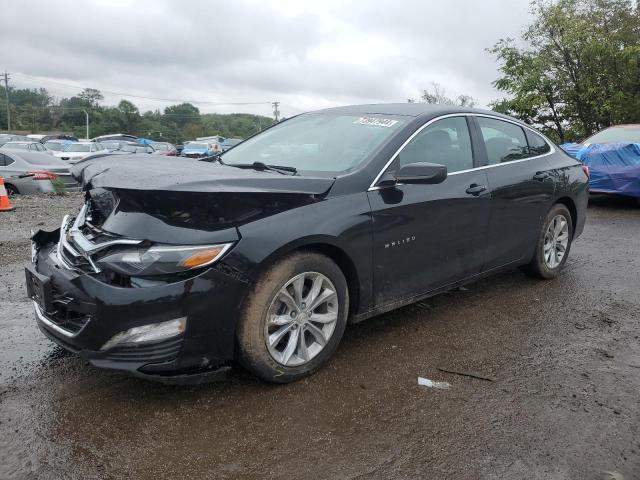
44,142,67,151
121,145,151,153
221,113,407,173
186,143,208,149
585,126,640,144
65,144,91,152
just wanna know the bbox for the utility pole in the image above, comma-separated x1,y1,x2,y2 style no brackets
82,109,89,139
3,72,10,131
272,101,280,122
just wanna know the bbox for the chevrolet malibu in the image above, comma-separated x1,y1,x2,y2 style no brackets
26,104,588,383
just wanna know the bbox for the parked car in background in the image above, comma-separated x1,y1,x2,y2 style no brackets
43,139,75,152
180,141,219,158
40,134,79,143
150,142,177,156
0,134,31,147
0,150,80,194
560,124,640,199
221,138,243,151
1,141,53,154
119,143,156,154
27,134,47,142
91,133,138,143
55,142,109,163
26,104,588,383
99,140,129,152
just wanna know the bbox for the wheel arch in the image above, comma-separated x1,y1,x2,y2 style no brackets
554,196,577,234
251,237,362,317
4,182,18,194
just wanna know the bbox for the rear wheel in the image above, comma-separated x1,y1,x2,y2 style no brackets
5,184,18,196
236,251,348,383
522,204,573,279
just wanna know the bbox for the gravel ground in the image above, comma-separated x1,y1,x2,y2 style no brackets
0,193,639,480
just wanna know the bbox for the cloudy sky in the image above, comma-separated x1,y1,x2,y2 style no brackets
1,0,532,118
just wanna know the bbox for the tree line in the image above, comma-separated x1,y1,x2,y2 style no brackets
0,86,275,143
490,0,640,144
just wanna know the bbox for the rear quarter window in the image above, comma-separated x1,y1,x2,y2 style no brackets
525,130,551,156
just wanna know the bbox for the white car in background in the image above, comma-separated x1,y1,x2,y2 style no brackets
54,141,109,163
0,140,53,155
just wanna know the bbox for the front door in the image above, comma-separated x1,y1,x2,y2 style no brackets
367,116,491,307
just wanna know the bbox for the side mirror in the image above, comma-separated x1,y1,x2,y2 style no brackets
395,162,447,185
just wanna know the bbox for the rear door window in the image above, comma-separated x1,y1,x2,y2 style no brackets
477,117,529,165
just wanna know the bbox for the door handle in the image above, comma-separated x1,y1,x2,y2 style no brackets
465,184,487,196
533,171,549,181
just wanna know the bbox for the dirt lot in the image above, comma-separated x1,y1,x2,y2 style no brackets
1,193,639,480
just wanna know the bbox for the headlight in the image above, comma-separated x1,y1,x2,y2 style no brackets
95,243,233,276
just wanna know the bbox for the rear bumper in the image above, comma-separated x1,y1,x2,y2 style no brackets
28,231,249,382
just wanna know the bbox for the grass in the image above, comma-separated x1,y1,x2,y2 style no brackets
51,177,67,196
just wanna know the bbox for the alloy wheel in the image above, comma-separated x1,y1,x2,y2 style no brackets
543,214,569,269
264,272,339,367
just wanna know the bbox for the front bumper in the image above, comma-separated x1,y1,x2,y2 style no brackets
27,227,249,382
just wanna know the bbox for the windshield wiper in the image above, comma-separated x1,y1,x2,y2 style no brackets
231,161,297,175
198,152,224,164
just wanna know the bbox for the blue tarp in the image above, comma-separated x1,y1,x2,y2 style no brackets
136,137,154,145
560,142,640,198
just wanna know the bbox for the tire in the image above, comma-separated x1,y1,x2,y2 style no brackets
522,204,573,279
5,184,18,196
236,251,349,383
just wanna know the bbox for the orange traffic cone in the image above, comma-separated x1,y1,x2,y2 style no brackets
0,176,15,212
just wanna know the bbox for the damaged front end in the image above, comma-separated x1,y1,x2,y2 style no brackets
26,156,335,382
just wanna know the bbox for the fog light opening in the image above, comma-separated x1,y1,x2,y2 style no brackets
100,317,187,351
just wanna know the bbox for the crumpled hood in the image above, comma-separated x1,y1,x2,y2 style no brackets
70,155,335,242
71,155,335,194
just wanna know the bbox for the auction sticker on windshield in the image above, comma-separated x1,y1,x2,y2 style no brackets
354,117,399,128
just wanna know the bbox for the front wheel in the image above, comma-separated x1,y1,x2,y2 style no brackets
236,251,348,383
522,204,573,279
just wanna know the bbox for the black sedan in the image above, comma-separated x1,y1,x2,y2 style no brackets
26,104,588,383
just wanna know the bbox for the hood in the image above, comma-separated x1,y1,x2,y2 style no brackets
71,155,335,194
70,155,336,242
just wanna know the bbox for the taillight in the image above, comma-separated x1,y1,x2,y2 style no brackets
28,171,58,181
581,165,589,179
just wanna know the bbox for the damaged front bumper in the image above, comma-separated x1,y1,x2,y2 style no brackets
26,217,249,383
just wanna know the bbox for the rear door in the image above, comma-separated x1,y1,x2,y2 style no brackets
472,116,555,270
367,115,491,306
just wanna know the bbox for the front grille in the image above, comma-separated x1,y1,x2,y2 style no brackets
101,337,183,363
59,240,93,273
45,284,92,333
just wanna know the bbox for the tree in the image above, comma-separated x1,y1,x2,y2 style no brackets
490,0,640,143
79,88,104,108
410,82,477,107
118,100,139,134
164,103,200,129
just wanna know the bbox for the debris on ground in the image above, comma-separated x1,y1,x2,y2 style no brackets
418,377,451,389
436,367,496,382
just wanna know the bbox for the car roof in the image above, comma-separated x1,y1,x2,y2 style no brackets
314,103,504,119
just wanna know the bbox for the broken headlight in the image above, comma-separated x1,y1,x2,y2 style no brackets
94,243,234,276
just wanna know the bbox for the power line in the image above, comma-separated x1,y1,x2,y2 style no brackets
12,72,273,106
